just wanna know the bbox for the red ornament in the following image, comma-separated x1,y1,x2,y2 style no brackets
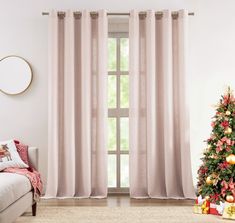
221,121,229,128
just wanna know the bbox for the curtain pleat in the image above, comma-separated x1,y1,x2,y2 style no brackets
146,10,156,197
46,10,107,198
75,10,92,198
177,10,194,198
129,10,147,197
63,10,75,197
91,10,108,197
47,10,59,197
129,10,195,199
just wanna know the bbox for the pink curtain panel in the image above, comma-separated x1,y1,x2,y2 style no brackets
129,10,195,198
46,10,108,198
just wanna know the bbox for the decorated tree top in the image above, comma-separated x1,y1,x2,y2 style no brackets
197,87,235,204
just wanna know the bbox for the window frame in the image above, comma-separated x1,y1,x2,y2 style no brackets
108,32,129,194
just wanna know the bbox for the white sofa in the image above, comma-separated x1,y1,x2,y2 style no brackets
0,147,38,223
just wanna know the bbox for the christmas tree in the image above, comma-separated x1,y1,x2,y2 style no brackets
197,87,235,204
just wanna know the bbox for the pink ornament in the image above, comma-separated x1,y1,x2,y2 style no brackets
219,161,229,170
221,137,227,142
226,139,232,145
216,146,223,153
217,141,223,147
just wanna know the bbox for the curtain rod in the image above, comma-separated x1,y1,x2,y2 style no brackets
42,11,194,16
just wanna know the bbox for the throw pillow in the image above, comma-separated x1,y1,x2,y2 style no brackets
0,139,28,171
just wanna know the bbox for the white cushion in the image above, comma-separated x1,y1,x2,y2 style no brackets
0,173,31,212
0,139,28,171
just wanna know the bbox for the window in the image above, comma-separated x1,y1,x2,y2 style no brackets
108,33,129,193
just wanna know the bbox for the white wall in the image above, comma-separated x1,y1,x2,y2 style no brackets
189,0,235,185
0,0,235,188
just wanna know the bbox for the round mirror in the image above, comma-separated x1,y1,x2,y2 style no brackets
0,56,33,95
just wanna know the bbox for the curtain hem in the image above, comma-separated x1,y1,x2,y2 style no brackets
42,196,107,199
130,196,196,199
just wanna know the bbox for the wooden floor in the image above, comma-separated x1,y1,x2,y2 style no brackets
40,195,194,207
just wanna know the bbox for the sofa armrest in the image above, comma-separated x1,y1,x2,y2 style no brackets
28,147,38,170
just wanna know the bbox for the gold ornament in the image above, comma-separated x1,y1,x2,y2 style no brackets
206,174,218,185
226,111,231,116
225,127,232,134
226,154,235,165
226,195,235,203
206,176,213,185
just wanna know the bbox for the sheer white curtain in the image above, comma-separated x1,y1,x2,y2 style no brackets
46,10,108,198
129,10,195,198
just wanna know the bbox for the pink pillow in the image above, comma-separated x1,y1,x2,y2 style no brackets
14,141,29,166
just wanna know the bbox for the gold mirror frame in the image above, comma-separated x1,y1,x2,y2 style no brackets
0,55,33,95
